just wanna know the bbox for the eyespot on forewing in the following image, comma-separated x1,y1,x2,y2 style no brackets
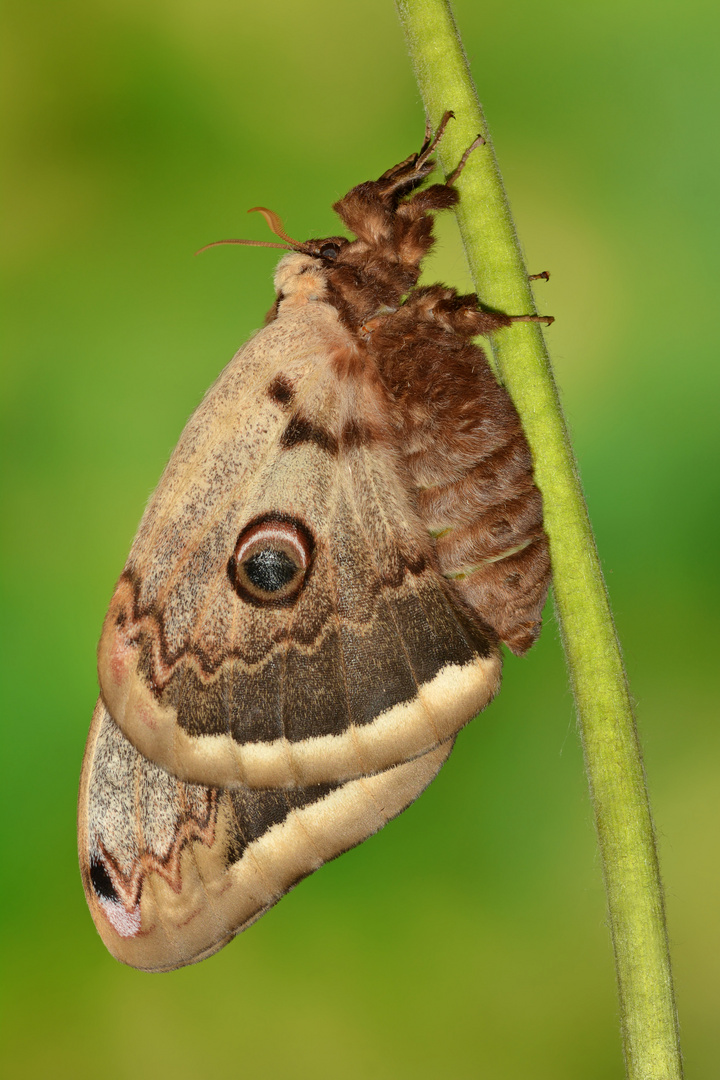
227,514,315,606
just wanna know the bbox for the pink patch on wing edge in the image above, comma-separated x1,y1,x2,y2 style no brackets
108,629,133,687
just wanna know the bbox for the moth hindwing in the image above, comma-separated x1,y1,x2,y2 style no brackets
80,113,551,969
79,700,454,972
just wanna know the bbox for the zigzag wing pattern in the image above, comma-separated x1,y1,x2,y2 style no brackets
98,303,501,789
79,700,453,971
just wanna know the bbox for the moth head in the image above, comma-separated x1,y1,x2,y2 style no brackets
197,207,353,309
227,514,314,607
196,204,403,337
301,237,349,263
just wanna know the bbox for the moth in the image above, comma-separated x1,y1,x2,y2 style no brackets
78,113,552,972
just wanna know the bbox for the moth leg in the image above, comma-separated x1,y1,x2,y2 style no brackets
444,134,485,185
402,288,554,331
370,285,551,338
414,109,455,169
336,126,491,279
395,127,484,220
373,110,456,195
371,119,433,188
332,111,458,244
507,312,555,326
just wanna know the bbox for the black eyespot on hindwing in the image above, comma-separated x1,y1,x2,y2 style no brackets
90,858,119,902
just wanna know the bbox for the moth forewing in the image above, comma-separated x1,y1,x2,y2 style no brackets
98,298,502,790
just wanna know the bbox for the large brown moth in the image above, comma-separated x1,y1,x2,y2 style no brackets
79,113,552,971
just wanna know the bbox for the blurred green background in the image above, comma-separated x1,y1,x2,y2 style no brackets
2,0,718,1075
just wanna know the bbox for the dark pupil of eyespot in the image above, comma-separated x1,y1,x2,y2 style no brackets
244,549,298,592
321,245,338,260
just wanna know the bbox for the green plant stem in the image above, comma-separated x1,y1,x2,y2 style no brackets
394,2,683,1077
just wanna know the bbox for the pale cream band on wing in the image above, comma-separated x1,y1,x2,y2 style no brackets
79,701,454,972
106,651,500,789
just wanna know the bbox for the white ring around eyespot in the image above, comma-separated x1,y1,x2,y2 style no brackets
235,522,311,570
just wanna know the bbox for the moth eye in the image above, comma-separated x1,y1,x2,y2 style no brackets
320,244,339,260
229,515,314,605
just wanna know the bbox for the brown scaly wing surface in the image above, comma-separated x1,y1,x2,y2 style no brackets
78,700,454,972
